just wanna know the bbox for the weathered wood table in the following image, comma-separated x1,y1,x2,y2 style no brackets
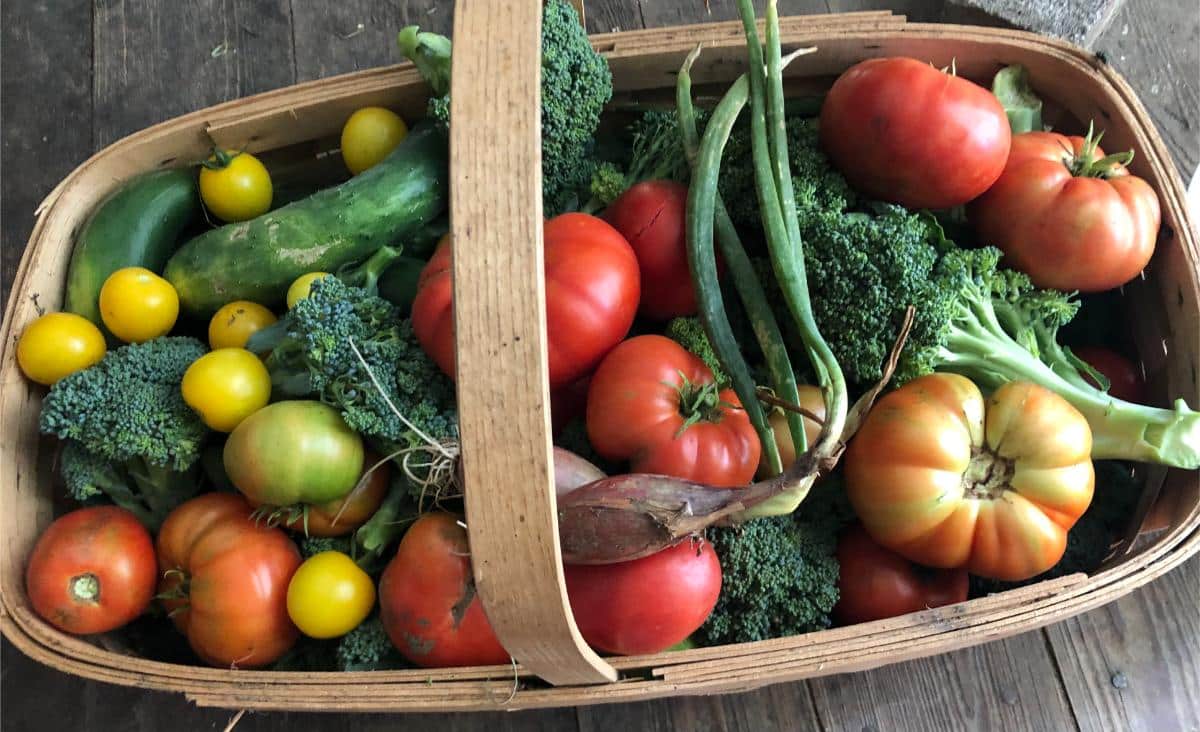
1,1,1197,730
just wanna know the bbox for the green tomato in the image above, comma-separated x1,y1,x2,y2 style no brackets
223,400,364,506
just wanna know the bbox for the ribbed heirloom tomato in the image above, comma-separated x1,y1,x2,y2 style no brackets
845,374,1095,581
970,130,1161,292
157,493,301,667
820,57,1011,210
378,512,509,667
587,335,760,487
411,213,640,390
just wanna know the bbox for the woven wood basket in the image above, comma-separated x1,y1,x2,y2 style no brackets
1,7,1196,712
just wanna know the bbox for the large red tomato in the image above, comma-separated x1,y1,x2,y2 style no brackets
411,214,640,389
604,180,696,320
820,57,1010,210
378,512,509,667
25,506,156,635
1072,345,1147,405
845,374,1095,581
565,539,722,655
586,335,760,487
157,493,301,667
971,131,1161,292
834,523,968,625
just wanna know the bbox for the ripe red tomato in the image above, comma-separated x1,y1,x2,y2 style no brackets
565,539,722,655
586,335,760,487
820,57,1010,210
604,180,696,320
378,512,509,667
834,524,968,625
1072,346,1147,405
551,374,592,435
25,506,156,635
411,214,640,390
971,131,1161,292
157,493,301,667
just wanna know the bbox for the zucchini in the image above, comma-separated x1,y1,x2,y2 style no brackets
165,122,448,316
64,169,200,327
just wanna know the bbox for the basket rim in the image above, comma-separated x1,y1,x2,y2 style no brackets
1,14,1197,711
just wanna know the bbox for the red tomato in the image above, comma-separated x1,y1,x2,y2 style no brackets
604,180,696,320
820,57,1010,210
565,539,722,655
551,374,592,435
411,215,641,390
157,493,301,667
586,335,761,487
834,524,968,625
378,512,509,667
25,506,156,635
971,131,1161,292
1072,345,1147,404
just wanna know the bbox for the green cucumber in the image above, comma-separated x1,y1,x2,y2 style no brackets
164,122,448,316
64,168,201,327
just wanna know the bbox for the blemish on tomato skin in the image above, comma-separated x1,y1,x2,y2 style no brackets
404,632,435,656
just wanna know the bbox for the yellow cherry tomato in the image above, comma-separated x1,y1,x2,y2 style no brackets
208,300,277,350
199,149,273,222
341,107,408,175
286,272,331,309
98,267,179,343
287,551,376,639
17,312,107,385
181,348,271,432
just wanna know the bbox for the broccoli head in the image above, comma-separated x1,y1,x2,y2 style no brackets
299,535,354,560
41,337,208,529
398,0,612,216
337,615,406,671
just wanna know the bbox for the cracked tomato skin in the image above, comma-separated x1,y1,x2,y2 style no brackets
378,512,509,667
845,374,1095,581
970,131,1161,293
412,214,640,390
156,493,301,667
604,180,696,319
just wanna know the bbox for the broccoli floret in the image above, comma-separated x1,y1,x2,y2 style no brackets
583,110,697,211
337,616,406,671
971,461,1142,596
664,317,727,385
299,535,353,560
587,161,628,209
41,337,208,529
248,278,458,464
398,0,612,216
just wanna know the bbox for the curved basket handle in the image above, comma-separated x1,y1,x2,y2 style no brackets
448,1,617,686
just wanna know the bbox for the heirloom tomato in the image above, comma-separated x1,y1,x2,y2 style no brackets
603,180,696,319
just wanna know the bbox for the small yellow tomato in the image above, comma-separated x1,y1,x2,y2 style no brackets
286,272,331,309
181,348,271,432
756,385,827,479
16,312,107,385
287,551,376,639
341,107,408,175
98,267,180,343
199,149,273,222
208,300,277,349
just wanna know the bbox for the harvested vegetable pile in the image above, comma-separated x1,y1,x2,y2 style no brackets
14,0,1195,675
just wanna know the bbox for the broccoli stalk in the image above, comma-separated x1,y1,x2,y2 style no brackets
398,0,612,216
40,337,209,530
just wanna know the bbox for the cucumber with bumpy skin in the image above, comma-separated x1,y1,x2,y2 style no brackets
64,168,200,328
164,122,448,316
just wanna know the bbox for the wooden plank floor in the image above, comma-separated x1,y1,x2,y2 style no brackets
1,1,1197,730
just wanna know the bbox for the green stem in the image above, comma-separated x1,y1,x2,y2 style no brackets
676,46,805,467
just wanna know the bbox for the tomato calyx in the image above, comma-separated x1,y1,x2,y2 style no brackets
1065,122,1135,179
961,446,1016,500
201,147,243,171
670,371,736,437
68,573,101,604
252,503,312,534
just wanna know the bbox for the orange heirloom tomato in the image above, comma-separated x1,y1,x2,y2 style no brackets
970,130,1161,293
157,493,301,667
845,374,1095,582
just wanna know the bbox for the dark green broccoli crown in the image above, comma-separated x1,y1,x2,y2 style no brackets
60,440,116,503
664,316,728,384
540,0,612,214
300,535,353,560
40,337,208,471
336,616,403,671
700,513,840,645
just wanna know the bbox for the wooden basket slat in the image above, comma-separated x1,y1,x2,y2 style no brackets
1,12,1196,712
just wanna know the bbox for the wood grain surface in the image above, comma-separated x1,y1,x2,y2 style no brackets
1,1,1197,730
